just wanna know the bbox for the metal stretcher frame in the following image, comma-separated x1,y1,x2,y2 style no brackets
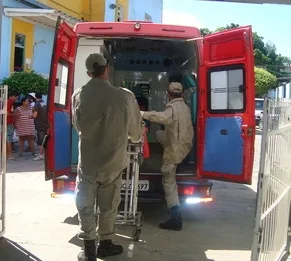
115,141,144,241
95,140,144,242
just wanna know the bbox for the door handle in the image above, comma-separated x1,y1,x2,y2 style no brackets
220,129,228,135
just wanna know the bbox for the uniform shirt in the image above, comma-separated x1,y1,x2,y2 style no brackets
143,98,194,164
72,78,143,173
33,100,47,131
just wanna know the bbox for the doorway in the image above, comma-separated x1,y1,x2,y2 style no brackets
14,33,25,72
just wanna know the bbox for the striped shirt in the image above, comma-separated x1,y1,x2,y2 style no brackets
15,106,35,137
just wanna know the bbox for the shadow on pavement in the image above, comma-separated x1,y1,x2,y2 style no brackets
64,180,256,261
6,152,44,173
0,237,43,261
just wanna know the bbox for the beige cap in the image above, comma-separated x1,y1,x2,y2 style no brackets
168,82,183,93
85,53,107,72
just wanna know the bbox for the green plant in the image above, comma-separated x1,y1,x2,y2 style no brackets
255,67,277,96
1,71,49,95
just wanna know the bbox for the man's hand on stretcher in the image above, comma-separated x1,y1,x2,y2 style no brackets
128,121,147,143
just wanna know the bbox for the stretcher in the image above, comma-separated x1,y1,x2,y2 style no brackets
95,129,149,242
115,140,144,241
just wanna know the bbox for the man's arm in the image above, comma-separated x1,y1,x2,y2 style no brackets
143,106,173,125
31,103,39,118
71,96,81,132
128,93,144,143
6,100,14,116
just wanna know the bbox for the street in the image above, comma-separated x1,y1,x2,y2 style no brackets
0,133,261,261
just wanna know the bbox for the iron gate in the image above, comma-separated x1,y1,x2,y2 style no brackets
251,98,291,261
0,85,7,237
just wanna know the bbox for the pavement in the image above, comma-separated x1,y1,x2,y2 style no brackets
0,134,262,261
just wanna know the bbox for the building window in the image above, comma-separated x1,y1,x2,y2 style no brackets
145,13,152,21
14,33,25,72
116,4,124,22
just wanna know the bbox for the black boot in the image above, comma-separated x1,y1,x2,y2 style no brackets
159,205,183,231
77,240,96,261
96,239,123,258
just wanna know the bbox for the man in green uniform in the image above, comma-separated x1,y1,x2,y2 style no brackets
72,53,143,261
141,82,194,231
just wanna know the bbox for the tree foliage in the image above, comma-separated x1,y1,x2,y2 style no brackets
1,71,49,95
255,67,277,96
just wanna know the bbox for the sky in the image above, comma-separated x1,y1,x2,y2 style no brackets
163,0,291,57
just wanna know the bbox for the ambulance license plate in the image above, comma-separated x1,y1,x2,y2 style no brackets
121,180,149,191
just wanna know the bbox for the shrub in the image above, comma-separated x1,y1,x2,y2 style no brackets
1,71,49,95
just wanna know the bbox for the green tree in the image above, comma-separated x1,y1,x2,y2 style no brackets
200,28,212,37
255,67,277,96
215,23,240,32
1,71,49,95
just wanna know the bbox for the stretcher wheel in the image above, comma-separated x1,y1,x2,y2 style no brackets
133,227,141,242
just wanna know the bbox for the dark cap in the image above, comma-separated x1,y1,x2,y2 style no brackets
85,53,107,73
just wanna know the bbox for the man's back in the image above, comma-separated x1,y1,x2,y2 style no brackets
34,100,46,129
164,98,194,164
72,78,142,173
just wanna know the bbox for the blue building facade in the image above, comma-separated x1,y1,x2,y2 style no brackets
0,0,55,81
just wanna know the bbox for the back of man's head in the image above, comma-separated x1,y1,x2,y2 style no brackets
85,53,108,79
9,91,20,98
35,92,42,99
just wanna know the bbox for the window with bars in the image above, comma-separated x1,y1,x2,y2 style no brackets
54,62,69,106
209,67,245,113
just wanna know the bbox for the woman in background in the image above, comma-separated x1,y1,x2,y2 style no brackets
15,97,37,157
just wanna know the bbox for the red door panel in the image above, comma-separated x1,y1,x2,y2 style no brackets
197,26,255,184
45,17,78,181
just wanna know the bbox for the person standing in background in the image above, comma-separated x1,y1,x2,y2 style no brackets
31,93,47,160
6,91,20,160
15,97,36,157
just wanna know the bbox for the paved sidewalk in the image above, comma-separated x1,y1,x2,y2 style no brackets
0,135,266,261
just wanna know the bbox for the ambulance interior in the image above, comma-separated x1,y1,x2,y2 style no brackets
72,37,198,175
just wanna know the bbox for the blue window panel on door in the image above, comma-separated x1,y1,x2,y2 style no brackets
203,117,243,175
54,111,71,171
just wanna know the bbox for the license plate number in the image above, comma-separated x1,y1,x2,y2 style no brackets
121,180,149,191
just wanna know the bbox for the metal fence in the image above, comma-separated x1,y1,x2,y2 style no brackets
0,85,7,237
251,98,291,261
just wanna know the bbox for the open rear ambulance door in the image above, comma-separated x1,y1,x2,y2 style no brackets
197,26,255,185
44,17,77,181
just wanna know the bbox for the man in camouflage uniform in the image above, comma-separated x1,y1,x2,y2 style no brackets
141,82,194,231
72,53,143,261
